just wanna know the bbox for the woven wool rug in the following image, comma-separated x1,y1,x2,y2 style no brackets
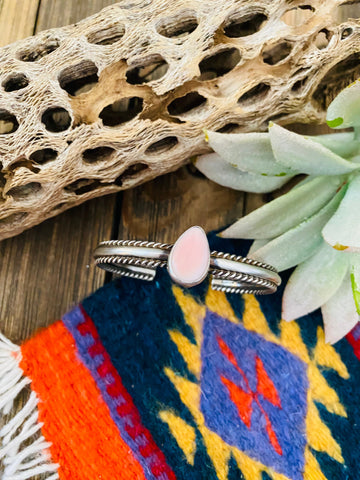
1,234,360,480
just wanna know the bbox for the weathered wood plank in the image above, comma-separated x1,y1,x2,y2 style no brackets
118,165,244,242
0,0,119,343
0,196,116,342
0,0,40,46
36,0,116,30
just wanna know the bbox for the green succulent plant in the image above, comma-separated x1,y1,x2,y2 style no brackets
195,79,360,345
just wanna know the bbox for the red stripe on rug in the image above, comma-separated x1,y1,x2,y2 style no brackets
20,320,147,480
75,305,176,480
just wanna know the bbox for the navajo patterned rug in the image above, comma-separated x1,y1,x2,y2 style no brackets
1,235,360,480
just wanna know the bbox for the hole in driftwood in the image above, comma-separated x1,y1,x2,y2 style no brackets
17,39,60,62
313,52,360,109
83,146,115,163
59,60,99,96
42,107,71,132
52,202,66,212
65,178,101,195
156,11,198,38
216,123,241,133
115,163,149,186
292,77,308,93
238,83,270,105
126,56,169,84
7,182,42,199
223,12,267,37
0,212,28,224
2,73,29,92
199,48,241,80
145,136,178,154
0,109,19,134
30,148,58,164
168,92,206,116
87,24,125,45
262,42,292,65
281,5,315,26
341,27,353,39
315,29,331,49
7,158,40,174
100,97,143,126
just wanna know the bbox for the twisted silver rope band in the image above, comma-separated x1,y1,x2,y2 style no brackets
98,240,172,249
211,285,271,295
95,255,168,269
211,250,277,273
96,264,155,281
210,269,277,290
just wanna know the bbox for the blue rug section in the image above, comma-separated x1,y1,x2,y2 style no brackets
82,233,360,480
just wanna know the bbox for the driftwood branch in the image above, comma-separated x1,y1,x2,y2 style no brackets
0,0,359,239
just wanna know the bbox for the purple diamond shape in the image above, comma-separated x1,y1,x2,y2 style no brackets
200,310,309,480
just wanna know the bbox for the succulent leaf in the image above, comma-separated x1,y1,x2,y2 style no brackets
282,241,349,321
204,130,293,175
269,123,360,175
310,132,360,159
195,153,292,193
248,238,270,255
322,174,360,252
249,186,347,271
220,175,344,239
322,273,359,344
327,79,360,129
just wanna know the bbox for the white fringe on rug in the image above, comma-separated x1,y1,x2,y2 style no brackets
0,333,59,480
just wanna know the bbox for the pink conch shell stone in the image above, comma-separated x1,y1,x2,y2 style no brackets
168,226,210,287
